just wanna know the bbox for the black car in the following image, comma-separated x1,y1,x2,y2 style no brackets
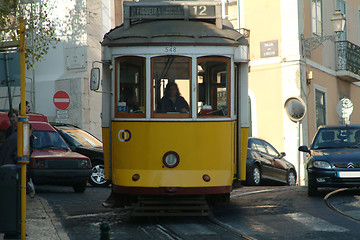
51,123,111,187
246,137,297,186
299,125,360,196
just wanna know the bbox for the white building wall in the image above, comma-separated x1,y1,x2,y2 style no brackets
0,0,112,139
280,0,307,185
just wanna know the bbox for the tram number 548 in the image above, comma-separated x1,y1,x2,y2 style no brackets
165,47,176,53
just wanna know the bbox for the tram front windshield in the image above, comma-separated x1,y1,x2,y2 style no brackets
153,56,191,115
114,55,231,119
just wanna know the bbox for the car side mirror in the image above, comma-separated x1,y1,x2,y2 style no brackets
90,68,100,91
298,145,310,153
278,152,286,158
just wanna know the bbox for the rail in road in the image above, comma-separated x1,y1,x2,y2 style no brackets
324,188,360,222
153,216,256,240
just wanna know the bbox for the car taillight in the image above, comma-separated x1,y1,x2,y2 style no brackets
81,159,90,169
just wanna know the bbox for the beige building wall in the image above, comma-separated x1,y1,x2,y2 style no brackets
243,0,285,152
302,0,360,143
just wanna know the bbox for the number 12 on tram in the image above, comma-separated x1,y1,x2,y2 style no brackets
90,1,250,208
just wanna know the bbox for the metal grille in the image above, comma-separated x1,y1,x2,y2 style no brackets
47,159,79,169
337,41,360,76
334,163,360,168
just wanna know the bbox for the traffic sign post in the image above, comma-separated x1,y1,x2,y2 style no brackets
53,91,70,110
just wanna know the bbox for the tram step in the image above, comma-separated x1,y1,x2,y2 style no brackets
131,196,210,216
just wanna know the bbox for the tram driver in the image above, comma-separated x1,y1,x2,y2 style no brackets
157,82,189,113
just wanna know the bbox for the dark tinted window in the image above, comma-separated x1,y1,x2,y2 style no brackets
251,139,267,154
33,131,69,150
262,140,279,156
312,127,360,149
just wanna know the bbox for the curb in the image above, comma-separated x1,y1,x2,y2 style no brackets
26,196,70,240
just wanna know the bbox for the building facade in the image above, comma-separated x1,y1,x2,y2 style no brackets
227,0,360,184
0,0,115,138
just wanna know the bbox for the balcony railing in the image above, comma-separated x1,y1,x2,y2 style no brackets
337,41,360,81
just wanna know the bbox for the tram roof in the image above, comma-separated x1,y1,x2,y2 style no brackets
102,20,247,47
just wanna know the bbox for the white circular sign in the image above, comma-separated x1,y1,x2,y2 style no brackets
337,98,353,119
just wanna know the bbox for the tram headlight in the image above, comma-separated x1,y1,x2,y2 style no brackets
163,151,180,168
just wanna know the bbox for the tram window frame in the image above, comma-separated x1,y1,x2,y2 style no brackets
114,56,146,118
151,55,192,119
197,56,231,118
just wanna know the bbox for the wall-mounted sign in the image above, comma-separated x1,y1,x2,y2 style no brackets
260,40,278,58
284,97,307,122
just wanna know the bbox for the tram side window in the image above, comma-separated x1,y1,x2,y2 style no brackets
197,57,230,117
115,57,145,117
152,56,191,117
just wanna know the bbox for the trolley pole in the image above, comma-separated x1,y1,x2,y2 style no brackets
17,17,29,240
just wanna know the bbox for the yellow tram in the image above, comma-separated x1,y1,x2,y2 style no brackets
91,1,249,212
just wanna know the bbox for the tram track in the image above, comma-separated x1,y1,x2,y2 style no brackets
152,215,256,240
206,215,257,240
324,188,360,222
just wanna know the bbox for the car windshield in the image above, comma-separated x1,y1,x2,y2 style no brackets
33,130,69,150
58,128,102,148
311,127,360,150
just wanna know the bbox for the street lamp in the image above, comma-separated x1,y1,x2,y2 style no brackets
301,10,346,56
331,9,346,34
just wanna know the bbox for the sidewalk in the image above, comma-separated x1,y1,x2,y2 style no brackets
1,196,69,240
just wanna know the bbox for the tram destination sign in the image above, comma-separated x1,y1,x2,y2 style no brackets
129,5,216,19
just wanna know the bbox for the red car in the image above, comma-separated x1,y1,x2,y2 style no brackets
30,122,92,193
0,112,92,193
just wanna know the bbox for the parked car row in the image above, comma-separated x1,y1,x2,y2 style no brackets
51,123,110,187
0,111,109,193
5,111,359,196
1,109,297,190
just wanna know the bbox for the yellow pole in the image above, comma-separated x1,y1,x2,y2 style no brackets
17,17,29,240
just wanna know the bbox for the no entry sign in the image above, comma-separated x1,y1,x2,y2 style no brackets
53,91,70,110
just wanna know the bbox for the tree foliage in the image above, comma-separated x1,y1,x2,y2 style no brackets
0,0,60,69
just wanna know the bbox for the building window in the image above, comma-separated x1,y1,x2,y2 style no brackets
315,89,326,129
115,56,146,118
311,0,323,36
337,0,346,41
359,10,360,44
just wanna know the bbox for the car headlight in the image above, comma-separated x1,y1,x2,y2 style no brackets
313,161,331,169
163,151,180,168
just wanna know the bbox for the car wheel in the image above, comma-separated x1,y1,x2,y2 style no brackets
286,170,297,186
73,182,87,193
248,164,262,186
89,161,111,187
308,178,318,197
